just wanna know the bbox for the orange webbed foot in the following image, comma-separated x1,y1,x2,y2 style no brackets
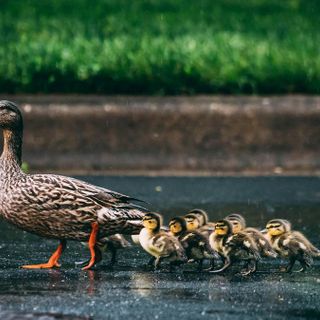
21,261,60,269
21,240,66,270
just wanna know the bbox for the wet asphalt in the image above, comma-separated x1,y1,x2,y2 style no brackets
0,176,320,320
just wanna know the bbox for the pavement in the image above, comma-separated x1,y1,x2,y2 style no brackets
0,176,320,320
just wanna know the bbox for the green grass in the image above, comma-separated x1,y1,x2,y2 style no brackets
0,0,319,94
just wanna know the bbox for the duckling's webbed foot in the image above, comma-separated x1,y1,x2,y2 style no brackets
281,257,296,273
144,256,156,270
22,240,66,269
294,257,311,273
294,266,306,273
197,260,204,272
210,257,231,274
154,257,162,271
75,245,102,268
103,247,118,269
204,258,215,271
110,248,117,266
240,259,257,276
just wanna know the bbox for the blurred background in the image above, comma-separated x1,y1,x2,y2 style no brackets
0,0,319,175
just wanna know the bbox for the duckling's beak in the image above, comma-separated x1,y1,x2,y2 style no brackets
215,228,227,235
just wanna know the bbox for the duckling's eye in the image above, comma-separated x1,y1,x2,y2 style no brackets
267,224,280,229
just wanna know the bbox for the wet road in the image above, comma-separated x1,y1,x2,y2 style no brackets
0,176,320,320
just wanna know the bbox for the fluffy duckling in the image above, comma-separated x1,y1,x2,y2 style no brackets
188,209,215,237
139,213,187,271
169,216,219,271
262,219,291,242
225,213,277,258
131,226,169,245
77,234,131,268
98,234,131,267
209,220,260,275
266,219,320,272
184,213,211,238
225,213,246,230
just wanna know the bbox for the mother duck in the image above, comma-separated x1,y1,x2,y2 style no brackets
0,100,146,270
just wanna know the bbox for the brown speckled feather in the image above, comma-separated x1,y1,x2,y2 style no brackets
0,171,145,241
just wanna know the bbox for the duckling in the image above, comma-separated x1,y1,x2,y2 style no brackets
139,213,187,271
266,219,320,272
225,213,277,258
77,234,131,268
188,209,215,237
169,216,219,271
225,213,247,230
184,213,200,230
99,234,131,267
184,213,211,238
131,225,169,246
209,220,260,275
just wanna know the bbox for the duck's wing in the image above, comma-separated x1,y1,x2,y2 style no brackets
21,174,147,230
30,174,145,207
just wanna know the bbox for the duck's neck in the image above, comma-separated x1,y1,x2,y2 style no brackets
0,127,23,176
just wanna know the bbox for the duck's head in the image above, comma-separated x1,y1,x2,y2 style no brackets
0,100,23,131
142,212,162,232
169,216,187,235
188,208,208,227
214,219,233,236
225,213,246,234
184,213,200,231
266,219,290,237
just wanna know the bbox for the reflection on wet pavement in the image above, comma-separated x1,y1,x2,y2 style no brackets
1,177,320,319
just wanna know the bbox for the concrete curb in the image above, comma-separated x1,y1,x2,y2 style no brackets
1,95,319,175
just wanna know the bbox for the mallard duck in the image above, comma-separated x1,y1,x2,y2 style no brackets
0,100,147,270
266,219,320,272
209,220,260,275
188,208,215,237
169,216,219,271
225,213,277,258
139,212,187,270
